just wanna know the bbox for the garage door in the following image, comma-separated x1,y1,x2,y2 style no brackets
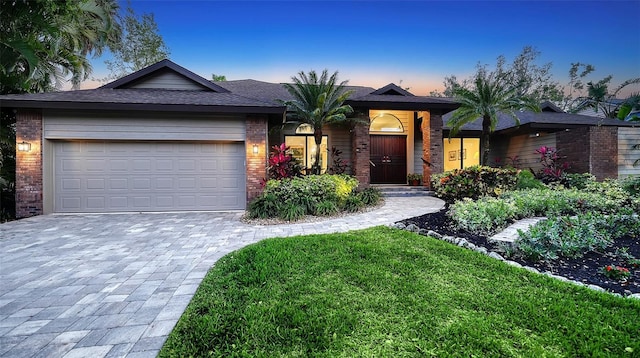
54,141,246,212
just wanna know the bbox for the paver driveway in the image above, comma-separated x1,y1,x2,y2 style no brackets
0,196,444,357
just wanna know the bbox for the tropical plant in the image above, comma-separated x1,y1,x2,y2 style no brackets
267,143,303,180
535,146,570,183
280,70,354,175
569,77,640,118
0,0,121,94
447,69,540,165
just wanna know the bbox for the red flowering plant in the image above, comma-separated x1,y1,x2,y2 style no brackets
536,146,570,183
267,143,304,181
600,265,631,280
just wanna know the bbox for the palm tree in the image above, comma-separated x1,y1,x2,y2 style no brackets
447,70,540,166
571,77,640,119
281,70,354,175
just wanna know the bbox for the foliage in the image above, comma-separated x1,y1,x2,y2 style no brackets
515,169,545,190
1,0,121,93
314,200,339,216
449,186,640,235
509,213,638,261
280,70,354,174
342,195,364,213
449,197,518,236
535,146,570,183
327,146,349,174
620,175,640,196
357,187,382,206
160,227,640,358
436,47,563,105
248,175,360,221
447,67,541,165
100,3,169,82
430,166,518,204
211,73,226,81
267,143,303,180
407,173,422,181
568,76,640,118
560,173,595,190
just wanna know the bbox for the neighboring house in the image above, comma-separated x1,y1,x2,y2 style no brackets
443,102,640,179
0,60,458,218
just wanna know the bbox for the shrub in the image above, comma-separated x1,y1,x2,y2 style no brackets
560,173,595,189
620,175,640,196
430,166,518,203
535,146,570,183
247,174,360,221
314,200,339,216
357,187,382,206
247,193,279,219
511,213,614,261
279,203,306,221
449,197,518,235
449,187,639,235
515,170,545,190
342,194,364,213
267,143,304,180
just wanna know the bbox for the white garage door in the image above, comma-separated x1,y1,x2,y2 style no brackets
54,141,246,212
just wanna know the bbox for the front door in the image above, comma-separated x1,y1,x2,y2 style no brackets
370,135,407,184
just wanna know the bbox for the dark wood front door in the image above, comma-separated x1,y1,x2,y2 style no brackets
370,135,407,184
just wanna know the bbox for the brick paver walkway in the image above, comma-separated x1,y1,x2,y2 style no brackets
0,195,444,357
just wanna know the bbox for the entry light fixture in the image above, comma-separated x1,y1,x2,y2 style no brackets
252,144,259,154
17,141,31,152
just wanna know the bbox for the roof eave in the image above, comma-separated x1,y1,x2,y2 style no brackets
0,100,286,114
347,100,459,112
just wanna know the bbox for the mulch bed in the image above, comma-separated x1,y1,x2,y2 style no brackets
399,209,640,296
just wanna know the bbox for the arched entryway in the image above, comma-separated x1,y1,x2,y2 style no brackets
369,113,407,184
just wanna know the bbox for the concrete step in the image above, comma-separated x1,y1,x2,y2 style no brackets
373,185,434,197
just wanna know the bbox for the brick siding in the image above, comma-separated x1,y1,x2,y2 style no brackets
557,127,590,174
423,111,443,188
16,110,43,218
351,113,370,188
589,126,618,180
246,115,268,202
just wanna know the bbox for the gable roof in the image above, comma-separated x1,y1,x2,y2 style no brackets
100,59,230,93
370,83,414,96
0,60,459,114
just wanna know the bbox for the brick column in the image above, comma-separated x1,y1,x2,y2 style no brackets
16,109,43,218
246,115,268,203
422,111,443,188
589,126,618,180
351,112,370,188
556,127,589,174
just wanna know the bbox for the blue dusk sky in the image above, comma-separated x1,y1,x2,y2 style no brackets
86,0,640,96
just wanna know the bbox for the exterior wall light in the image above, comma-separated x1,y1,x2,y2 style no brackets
17,141,31,152
252,144,259,154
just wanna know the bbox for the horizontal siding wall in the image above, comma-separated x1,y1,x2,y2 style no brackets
127,71,207,90
491,133,556,171
618,127,640,178
44,110,245,141
413,138,423,174
324,125,352,174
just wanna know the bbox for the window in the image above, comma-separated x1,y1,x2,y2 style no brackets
285,131,328,173
370,113,404,133
443,138,480,171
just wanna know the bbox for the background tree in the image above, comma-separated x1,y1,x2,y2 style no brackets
101,4,169,81
434,47,563,104
1,0,120,94
212,74,227,81
568,77,640,118
281,70,354,175
0,0,121,220
447,68,541,166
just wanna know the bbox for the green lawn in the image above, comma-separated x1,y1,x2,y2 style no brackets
160,227,640,357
